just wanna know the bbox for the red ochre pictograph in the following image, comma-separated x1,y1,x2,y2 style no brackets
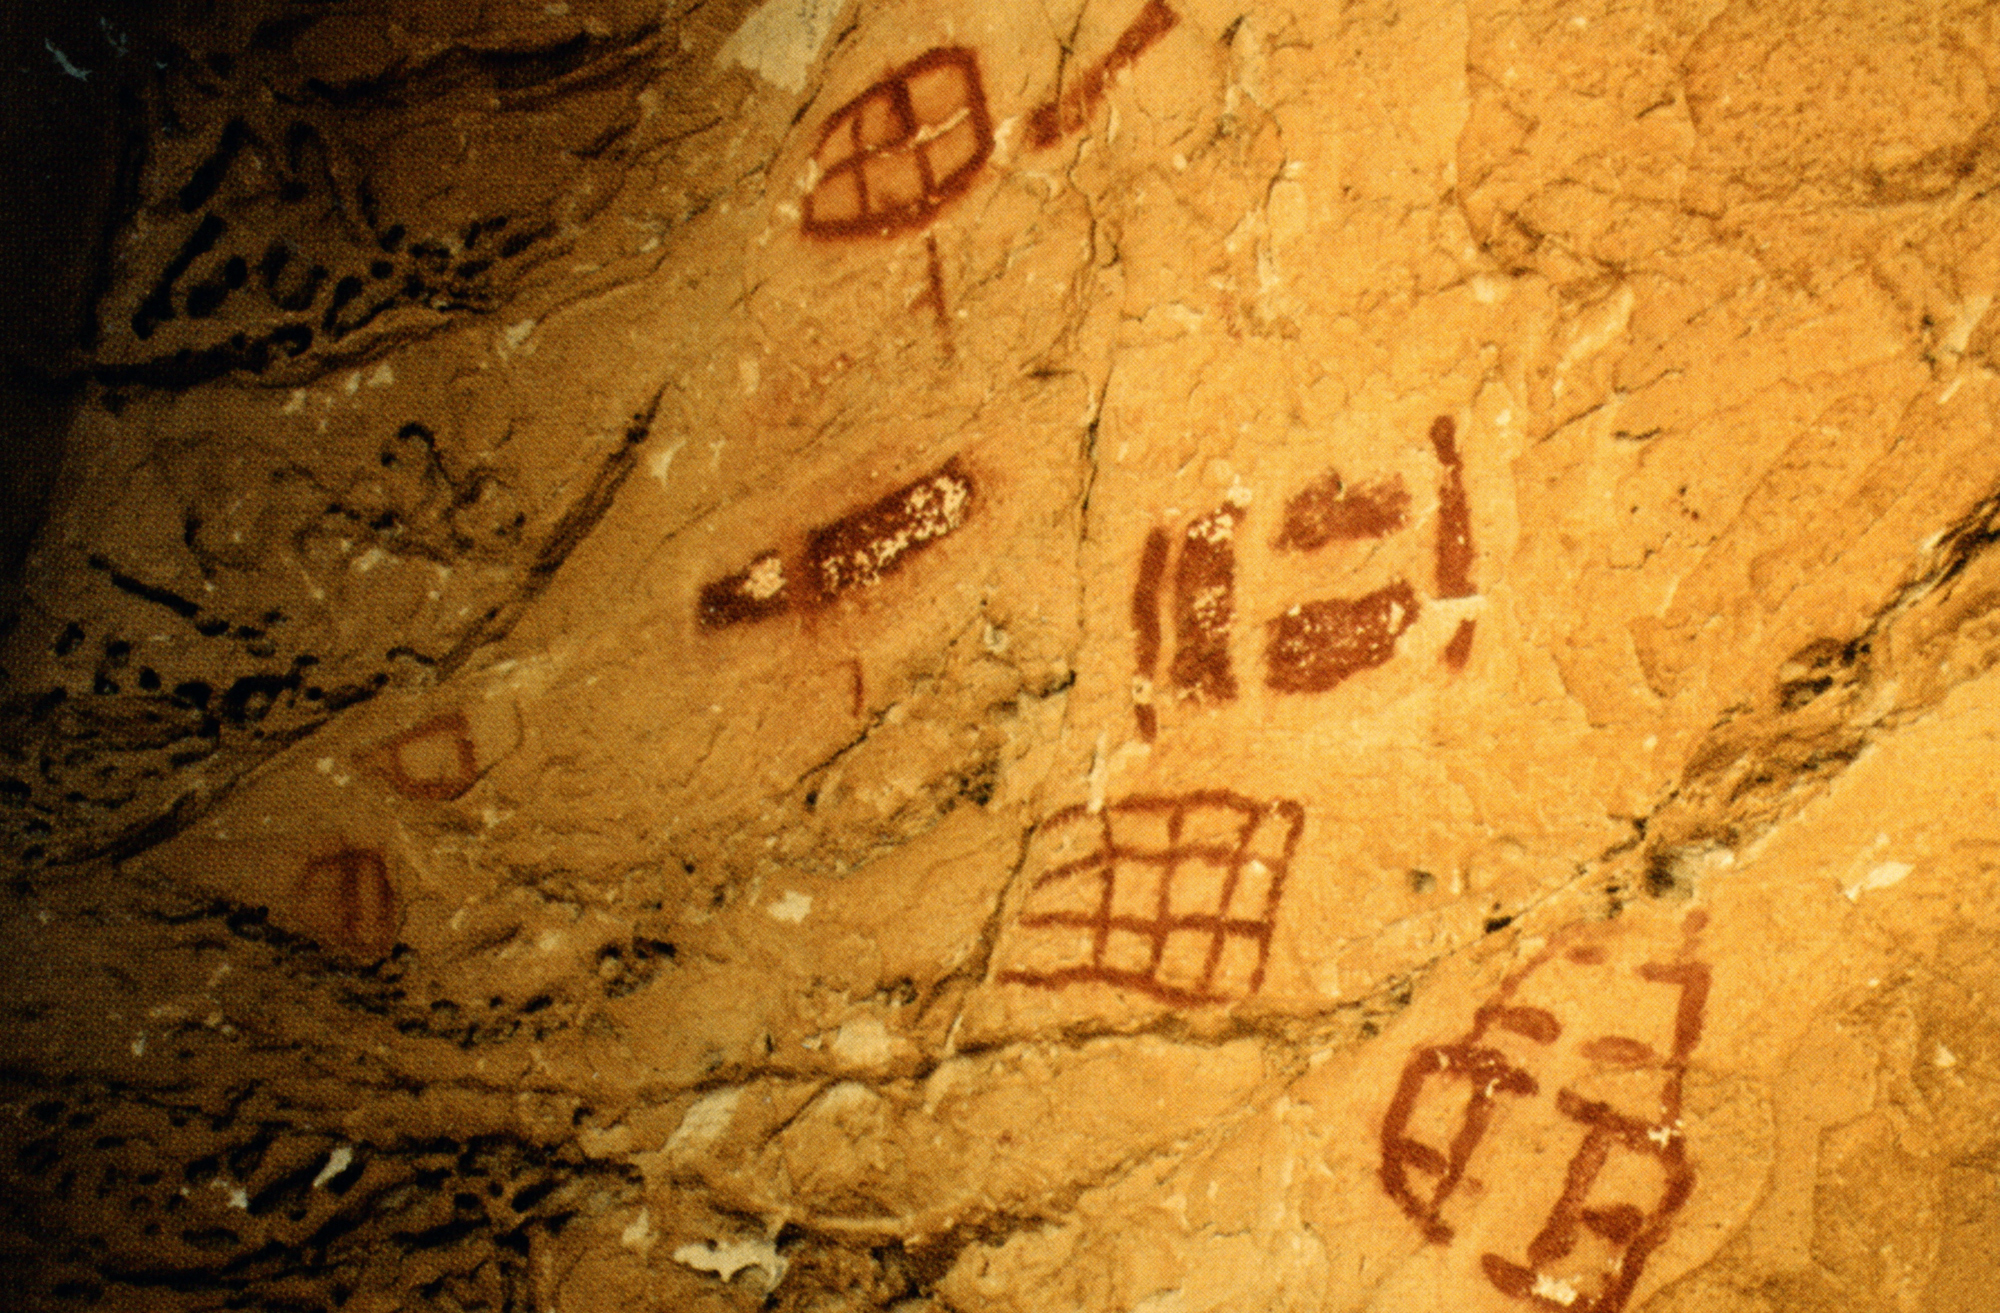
996,791,1306,1006
700,458,975,628
362,710,479,801
1379,912,1712,1313
292,847,400,961
1131,416,1476,739
801,47,994,240
1027,0,1180,148
1432,415,1478,671
1267,581,1420,693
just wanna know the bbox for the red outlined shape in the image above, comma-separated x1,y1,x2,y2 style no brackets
292,847,400,961
362,710,480,801
1379,913,1712,1313
1027,1,1180,149
996,791,1305,1006
801,47,994,240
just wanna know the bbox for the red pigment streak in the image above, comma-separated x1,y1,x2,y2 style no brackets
1579,1036,1660,1066
1169,503,1241,700
368,710,479,801
805,457,975,601
919,233,954,357
1432,415,1475,598
698,460,975,630
1442,617,1476,672
1132,526,1171,739
1274,471,1409,550
997,791,1305,1005
1027,0,1180,148
698,551,791,628
1379,916,1713,1313
1265,580,1419,693
801,47,994,239
294,848,399,961
1493,1005,1562,1044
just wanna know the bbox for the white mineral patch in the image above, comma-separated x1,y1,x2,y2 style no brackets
620,1206,654,1253
766,890,812,923
716,0,838,94
745,555,785,599
666,1087,740,1156
831,1016,893,1066
1845,860,1913,901
672,1236,786,1286
313,1145,354,1189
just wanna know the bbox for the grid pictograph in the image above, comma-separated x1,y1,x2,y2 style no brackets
997,791,1306,1005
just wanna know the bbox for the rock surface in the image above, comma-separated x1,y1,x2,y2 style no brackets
4,0,2000,1309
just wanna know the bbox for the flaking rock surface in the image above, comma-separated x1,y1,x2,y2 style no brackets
5,1,2000,1310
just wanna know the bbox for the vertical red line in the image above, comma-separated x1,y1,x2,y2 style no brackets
1132,526,1170,739
1170,505,1240,700
1432,415,1474,599
1196,800,1256,994
1441,617,1476,671
1090,807,1118,969
1149,799,1187,976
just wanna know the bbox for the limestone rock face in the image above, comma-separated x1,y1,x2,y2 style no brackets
4,0,2000,1310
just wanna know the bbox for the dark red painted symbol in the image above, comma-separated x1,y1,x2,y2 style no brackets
363,711,479,801
801,47,994,240
1131,417,1476,739
700,459,974,628
293,847,400,961
1379,913,1712,1312
997,791,1305,1006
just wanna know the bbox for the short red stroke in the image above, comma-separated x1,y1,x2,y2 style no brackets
1028,1,1180,148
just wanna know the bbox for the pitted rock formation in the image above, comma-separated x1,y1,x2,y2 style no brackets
6,1,2000,1311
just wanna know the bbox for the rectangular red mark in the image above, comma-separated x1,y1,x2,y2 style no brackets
1266,580,1419,692
698,551,791,628
805,458,974,602
1275,471,1409,551
1432,416,1474,598
1169,503,1240,700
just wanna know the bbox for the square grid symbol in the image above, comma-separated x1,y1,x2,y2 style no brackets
998,792,1306,1005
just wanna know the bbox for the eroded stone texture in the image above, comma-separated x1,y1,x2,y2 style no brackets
5,0,2000,1310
